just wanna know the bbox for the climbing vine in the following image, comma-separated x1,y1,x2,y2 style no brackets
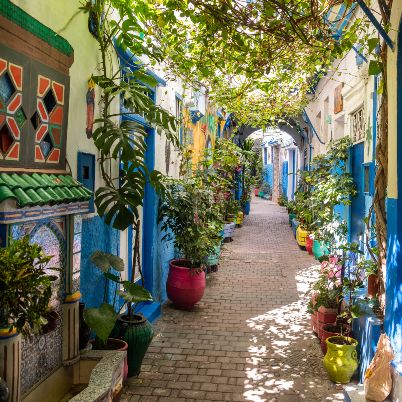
143,0,360,126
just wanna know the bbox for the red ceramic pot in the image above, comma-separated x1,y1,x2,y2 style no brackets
367,274,379,298
306,234,314,254
167,259,206,309
317,306,338,339
254,188,260,196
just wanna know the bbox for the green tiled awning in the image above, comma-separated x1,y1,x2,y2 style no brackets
0,173,92,208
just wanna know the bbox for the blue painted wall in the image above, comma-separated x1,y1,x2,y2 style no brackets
80,216,119,308
281,161,288,197
264,164,273,189
384,18,402,372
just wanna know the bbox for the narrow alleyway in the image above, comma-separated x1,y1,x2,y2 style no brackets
122,198,344,402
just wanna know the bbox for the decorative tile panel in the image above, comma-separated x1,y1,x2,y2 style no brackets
33,75,64,164
0,58,24,161
72,215,82,294
9,218,66,395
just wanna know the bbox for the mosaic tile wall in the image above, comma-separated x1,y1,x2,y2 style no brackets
10,218,66,396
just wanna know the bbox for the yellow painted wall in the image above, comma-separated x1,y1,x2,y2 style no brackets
183,102,220,165
388,3,402,199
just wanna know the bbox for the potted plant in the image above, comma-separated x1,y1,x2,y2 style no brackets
160,178,222,309
358,248,379,298
309,269,343,339
260,181,271,199
0,236,56,336
83,247,154,377
323,336,358,383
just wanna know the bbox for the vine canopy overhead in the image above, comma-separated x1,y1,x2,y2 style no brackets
140,0,358,126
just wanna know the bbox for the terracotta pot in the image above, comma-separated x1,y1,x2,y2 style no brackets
320,324,350,354
254,188,259,196
317,306,338,339
92,338,128,380
306,234,314,254
167,259,206,309
367,274,379,298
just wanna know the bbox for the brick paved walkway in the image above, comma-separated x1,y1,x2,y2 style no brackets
122,197,344,402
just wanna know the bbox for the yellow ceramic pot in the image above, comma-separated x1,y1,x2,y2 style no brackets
323,336,358,384
296,226,308,247
236,211,244,225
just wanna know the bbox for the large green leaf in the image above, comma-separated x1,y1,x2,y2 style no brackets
90,251,125,272
83,303,117,343
118,281,153,303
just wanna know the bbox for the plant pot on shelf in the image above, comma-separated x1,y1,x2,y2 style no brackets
258,191,264,198
317,306,338,339
92,337,128,380
323,336,358,384
243,200,251,215
254,188,260,196
167,259,206,309
112,313,153,377
367,274,379,298
306,234,314,254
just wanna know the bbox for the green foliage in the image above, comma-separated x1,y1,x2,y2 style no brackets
240,139,260,207
140,0,360,126
83,303,118,345
80,0,179,231
160,178,223,268
295,137,356,248
91,251,125,272
0,236,55,334
118,282,154,303
83,251,153,345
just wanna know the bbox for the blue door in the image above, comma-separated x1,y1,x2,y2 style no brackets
350,142,365,244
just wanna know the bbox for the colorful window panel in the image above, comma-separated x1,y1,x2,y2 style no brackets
33,75,64,164
0,58,25,161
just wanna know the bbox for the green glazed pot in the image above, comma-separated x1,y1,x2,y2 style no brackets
288,213,296,226
258,191,264,198
312,240,329,259
112,313,153,377
205,245,221,266
323,336,358,384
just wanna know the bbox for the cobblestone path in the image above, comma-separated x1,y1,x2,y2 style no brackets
122,197,344,402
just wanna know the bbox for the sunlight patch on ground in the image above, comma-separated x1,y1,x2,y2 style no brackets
241,263,344,401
